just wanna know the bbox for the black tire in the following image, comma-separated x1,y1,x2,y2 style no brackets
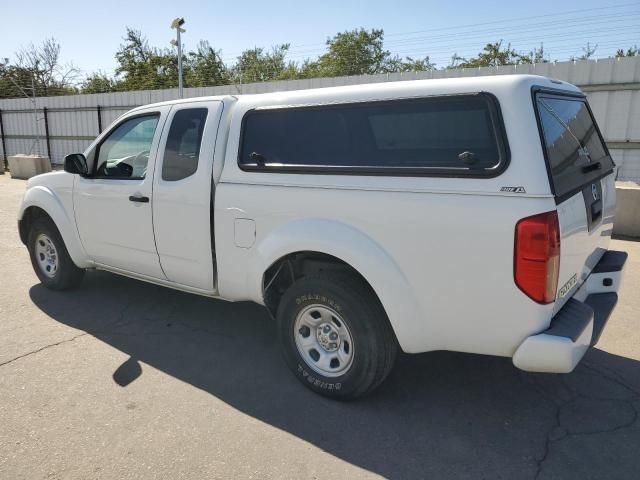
28,216,85,290
277,272,398,399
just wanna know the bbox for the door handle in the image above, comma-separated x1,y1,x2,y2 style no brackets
129,195,149,203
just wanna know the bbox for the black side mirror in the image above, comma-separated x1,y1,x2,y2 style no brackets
64,153,88,176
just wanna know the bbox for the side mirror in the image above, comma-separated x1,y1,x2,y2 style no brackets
64,153,88,176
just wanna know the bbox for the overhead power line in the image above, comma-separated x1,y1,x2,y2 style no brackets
216,4,640,60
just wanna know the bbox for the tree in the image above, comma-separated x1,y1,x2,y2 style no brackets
519,44,548,64
0,66,32,98
616,46,639,57
310,28,392,77
231,44,295,83
115,28,179,90
81,72,118,94
387,55,436,72
571,42,597,61
0,38,79,98
185,40,229,87
449,41,523,68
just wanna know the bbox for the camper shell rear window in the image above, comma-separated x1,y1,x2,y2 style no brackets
533,89,615,201
238,93,510,177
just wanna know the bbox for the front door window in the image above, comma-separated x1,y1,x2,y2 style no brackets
95,114,160,179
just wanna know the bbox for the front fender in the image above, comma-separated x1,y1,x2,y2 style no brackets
247,218,424,353
19,185,91,268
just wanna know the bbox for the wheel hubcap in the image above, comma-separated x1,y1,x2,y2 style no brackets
34,233,58,278
294,304,354,377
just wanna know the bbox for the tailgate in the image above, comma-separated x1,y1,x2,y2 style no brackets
534,89,616,313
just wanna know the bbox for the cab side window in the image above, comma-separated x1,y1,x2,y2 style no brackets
162,108,208,181
95,114,160,179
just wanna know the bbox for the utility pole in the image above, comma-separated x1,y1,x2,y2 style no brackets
31,75,40,155
170,17,186,99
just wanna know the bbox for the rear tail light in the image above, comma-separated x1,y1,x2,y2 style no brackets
514,210,560,304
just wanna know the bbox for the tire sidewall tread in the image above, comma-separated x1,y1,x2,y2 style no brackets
27,217,84,290
277,272,397,399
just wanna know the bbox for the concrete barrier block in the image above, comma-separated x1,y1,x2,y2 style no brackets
614,182,640,238
8,154,52,179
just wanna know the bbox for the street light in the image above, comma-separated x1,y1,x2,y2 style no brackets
170,17,186,98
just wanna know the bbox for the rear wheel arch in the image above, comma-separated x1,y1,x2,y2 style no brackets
262,250,383,317
249,218,424,353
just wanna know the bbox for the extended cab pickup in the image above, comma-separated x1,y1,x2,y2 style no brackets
18,75,627,398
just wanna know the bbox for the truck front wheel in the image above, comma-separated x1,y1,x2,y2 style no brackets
277,273,398,399
28,217,85,290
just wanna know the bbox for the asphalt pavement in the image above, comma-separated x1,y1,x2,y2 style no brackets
1,174,639,479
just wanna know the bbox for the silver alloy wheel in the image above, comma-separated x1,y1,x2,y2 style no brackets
34,233,59,278
294,304,355,377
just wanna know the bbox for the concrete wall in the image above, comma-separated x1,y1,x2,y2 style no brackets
614,183,640,238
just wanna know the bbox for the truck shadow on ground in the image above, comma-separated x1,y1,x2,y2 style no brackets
30,271,640,480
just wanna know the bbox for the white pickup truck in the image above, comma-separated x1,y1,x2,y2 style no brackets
18,75,627,398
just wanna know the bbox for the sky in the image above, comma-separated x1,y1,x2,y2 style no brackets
1,0,638,79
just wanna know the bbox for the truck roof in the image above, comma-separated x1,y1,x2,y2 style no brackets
129,74,580,113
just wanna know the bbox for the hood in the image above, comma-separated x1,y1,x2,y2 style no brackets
26,171,74,190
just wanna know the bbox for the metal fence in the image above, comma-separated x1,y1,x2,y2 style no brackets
1,56,639,180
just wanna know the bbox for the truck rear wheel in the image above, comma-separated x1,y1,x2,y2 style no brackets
28,217,85,290
276,273,397,399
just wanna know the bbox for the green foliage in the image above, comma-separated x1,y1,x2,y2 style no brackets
299,29,435,78
616,46,639,57
185,41,229,87
114,28,179,91
449,41,551,69
385,55,436,73
450,41,521,68
81,72,118,94
2,26,640,98
400,56,437,72
0,66,32,99
519,44,548,64
0,38,78,98
314,28,391,76
571,42,598,61
230,44,295,82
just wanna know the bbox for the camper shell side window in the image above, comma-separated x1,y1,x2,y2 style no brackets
238,93,510,178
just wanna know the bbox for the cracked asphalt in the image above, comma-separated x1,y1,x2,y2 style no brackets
1,174,639,480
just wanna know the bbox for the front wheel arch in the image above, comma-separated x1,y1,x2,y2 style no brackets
19,186,91,268
27,215,85,290
19,206,52,245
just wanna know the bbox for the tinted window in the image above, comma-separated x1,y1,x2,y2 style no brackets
536,95,614,198
95,114,159,179
239,95,506,175
162,108,208,181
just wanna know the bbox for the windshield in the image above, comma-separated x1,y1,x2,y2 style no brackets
535,93,614,199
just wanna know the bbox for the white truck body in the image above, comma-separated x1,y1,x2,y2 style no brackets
18,74,627,397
